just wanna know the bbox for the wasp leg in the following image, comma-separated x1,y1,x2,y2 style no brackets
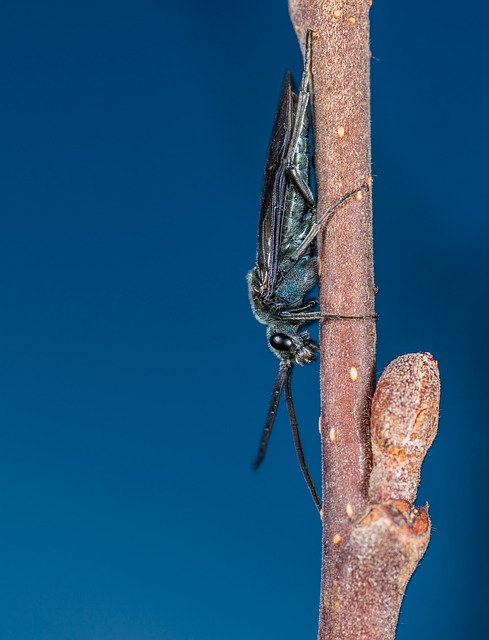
290,183,370,263
279,310,378,321
284,30,313,169
282,29,315,208
277,300,317,315
286,166,315,207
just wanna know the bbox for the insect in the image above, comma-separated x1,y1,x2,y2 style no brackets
247,31,369,513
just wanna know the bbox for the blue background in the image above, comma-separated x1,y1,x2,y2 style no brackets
0,0,486,638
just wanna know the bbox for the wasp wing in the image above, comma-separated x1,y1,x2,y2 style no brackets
255,71,295,300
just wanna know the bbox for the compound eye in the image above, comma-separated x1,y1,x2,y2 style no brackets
269,333,294,352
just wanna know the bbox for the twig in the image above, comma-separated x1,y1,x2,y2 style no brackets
288,2,440,638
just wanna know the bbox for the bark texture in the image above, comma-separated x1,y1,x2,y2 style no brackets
288,2,441,638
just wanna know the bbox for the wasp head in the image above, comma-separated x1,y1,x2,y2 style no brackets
266,325,318,365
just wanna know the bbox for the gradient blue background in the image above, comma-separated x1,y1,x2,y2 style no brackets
0,1,486,638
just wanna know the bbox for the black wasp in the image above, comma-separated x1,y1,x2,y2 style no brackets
248,31,368,513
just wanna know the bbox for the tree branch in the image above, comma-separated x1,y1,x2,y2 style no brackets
288,2,440,638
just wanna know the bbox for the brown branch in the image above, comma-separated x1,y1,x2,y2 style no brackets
288,2,441,639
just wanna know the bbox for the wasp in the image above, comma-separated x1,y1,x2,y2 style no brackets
248,31,369,513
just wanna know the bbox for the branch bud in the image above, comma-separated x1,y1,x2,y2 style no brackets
369,353,440,504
